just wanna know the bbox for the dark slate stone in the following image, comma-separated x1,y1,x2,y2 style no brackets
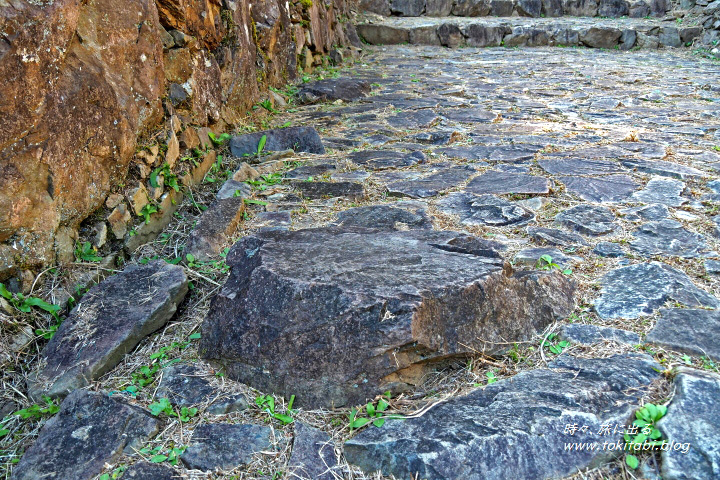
200,228,574,407
122,462,177,480
387,110,440,129
619,204,670,222
594,262,720,319
491,0,515,15
715,216,720,239
292,181,365,201
706,260,720,275
297,78,371,104
349,150,426,170
30,262,188,399
630,219,709,258
390,0,425,15
440,108,496,123
345,354,660,480
230,127,325,157
527,227,589,247
463,24,509,46
288,422,339,480
254,211,293,231
181,423,272,471
466,170,551,195
427,0,454,15
657,368,720,480
513,247,580,269
156,364,215,407
285,164,337,180
411,130,455,145
332,171,371,182
168,83,188,107
598,0,629,16
387,166,475,198
437,23,465,47
632,177,687,206
12,390,160,480
580,27,622,48
436,192,535,226
185,197,246,261
333,204,432,230
542,0,565,16
559,324,640,345
559,175,638,203
646,308,720,361
438,144,539,163
538,158,623,175
621,158,705,180
593,241,626,257
517,0,542,16
452,0,491,15
555,205,617,236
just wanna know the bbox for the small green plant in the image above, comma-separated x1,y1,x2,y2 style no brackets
148,398,198,422
536,254,572,275
138,445,187,465
256,99,277,113
208,131,231,146
150,163,180,192
245,172,282,191
99,465,126,480
130,335,199,390
75,241,102,262
12,396,60,420
348,392,393,430
257,134,267,156
542,333,570,355
255,394,295,424
140,203,159,224
485,371,498,384
624,403,668,469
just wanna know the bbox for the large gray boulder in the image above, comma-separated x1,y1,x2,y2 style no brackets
200,227,575,407
345,354,661,480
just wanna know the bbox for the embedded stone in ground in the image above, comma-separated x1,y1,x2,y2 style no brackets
181,423,272,471
230,126,325,157
349,150,426,169
387,166,475,198
200,227,575,407
706,260,720,275
30,261,188,399
620,204,670,221
645,308,720,361
555,205,618,236
436,192,534,226
439,108,496,123
630,219,709,258
122,462,177,480
387,110,440,129
594,262,719,320
593,241,626,257
288,422,339,480
513,247,581,269
558,175,638,203
657,368,720,480
185,197,246,261
559,324,640,346
297,78,371,104
284,164,337,179
632,177,687,206
332,204,432,230
466,170,551,195
11,390,160,480
538,158,623,175
621,158,706,180
292,181,365,201
345,354,660,480
526,227,589,247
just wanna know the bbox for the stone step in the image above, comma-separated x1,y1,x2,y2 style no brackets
361,0,669,17
357,16,703,48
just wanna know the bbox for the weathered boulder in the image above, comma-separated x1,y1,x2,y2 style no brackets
30,261,188,399
345,354,661,480
200,227,575,407
657,368,720,480
11,390,160,480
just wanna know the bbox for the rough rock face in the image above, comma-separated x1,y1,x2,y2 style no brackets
345,354,661,480
200,227,575,407
11,390,160,480
30,261,188,399
0,0,354,279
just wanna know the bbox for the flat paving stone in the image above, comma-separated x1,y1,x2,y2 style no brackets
632,177,687,206
30,261,188,399
387,110,440,129
387,166,475,198
345,354,660,480
513,247,581,268
12,390,160,480
297,78,371,104
284,164,337,179
230,126,325,157
436,192,534,226
657,368,720,480
706,260,720,275
333,203,433,230
594,262,720,319
538,158,624,175
466,170,551,195
646,308,720,361
439,107,497,123
621,158,706,180
349,150,426,169
629,219,709,258
292,181,365,200
181,424,272,471
620,203,670,221
559,324,640,345
554,204,618,236
526,227,589,247
558,175,638,203
593,241,626,257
